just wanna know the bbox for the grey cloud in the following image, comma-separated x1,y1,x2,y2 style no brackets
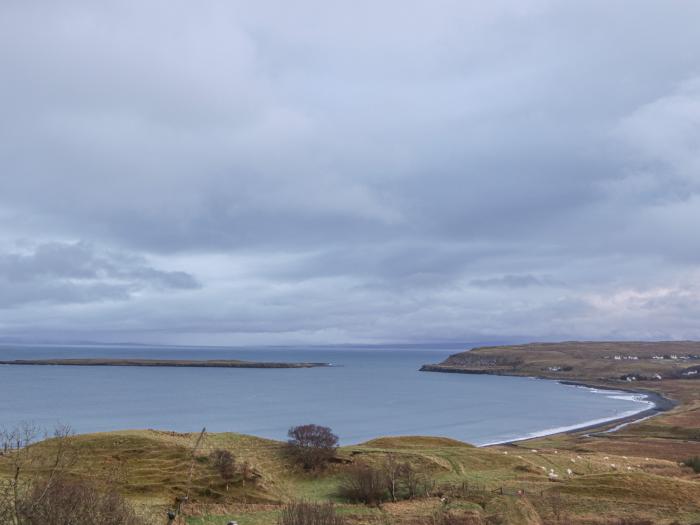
0,242,199,308
0,1,699,343
470,275,563,289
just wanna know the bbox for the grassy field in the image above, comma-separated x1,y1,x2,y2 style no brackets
3,425,698,525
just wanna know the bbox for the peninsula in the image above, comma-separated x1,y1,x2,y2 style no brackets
0,358,329,368
421,341,700,459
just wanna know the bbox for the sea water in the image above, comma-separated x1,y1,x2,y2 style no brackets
0,344,652,445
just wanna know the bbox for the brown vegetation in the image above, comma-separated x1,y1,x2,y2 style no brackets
278,501,346,525
18,478,142,525
338,463,389,505
0,423,143,525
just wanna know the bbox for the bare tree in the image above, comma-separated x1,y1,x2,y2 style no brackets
240,460,255,486
382,453,402,502
0,423,75,525
378,455,428,502
287,424,339,470
209,449,236,490
338,463,388,505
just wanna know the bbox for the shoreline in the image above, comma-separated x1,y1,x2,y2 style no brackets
419,365,677,446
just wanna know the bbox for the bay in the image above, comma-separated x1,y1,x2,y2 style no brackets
0,344,651,445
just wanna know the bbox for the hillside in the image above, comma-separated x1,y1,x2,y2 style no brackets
3,428,699,525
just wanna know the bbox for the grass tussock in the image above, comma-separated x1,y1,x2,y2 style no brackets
278,501,345,525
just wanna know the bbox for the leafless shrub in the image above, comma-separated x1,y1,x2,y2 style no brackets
338,463,388,505
0,423,77,525
383,453,402,502
240,459,256,486
402,462,430,499
287,424,339,470
381,454,430,501
19,478,142,525
210,449,236,489
278,501,346,525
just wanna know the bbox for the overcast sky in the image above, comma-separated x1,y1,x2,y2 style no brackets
1,1,700,345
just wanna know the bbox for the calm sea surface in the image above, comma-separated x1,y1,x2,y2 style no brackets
0,344,651,445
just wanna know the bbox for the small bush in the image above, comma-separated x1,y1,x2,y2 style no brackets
683,456,700,473
338,463,388,505
278,501,345,525
287,424,339,470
